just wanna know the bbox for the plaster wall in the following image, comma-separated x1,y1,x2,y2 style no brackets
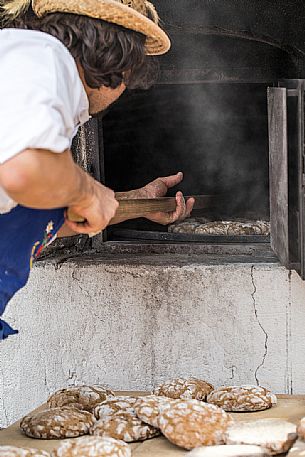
1,258,305,427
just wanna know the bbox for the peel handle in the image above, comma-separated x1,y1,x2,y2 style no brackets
67,195,215,224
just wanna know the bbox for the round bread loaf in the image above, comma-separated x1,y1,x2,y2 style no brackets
297,417,305,440
134,395,172,428
169,219,270,236
47,385,114,412
159,399,233,449
90,411,160,442
51,436,131,457
193,220,270,236
153,377,214,400
0,447,50,457
207,386,277,412
20,407,95,439
94,396,138,420
168,220,203,233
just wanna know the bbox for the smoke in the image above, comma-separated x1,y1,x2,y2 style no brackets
175,82,270,218
103,82,270,220
101,0,297,222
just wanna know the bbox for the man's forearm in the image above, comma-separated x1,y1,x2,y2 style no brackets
0,148,94,209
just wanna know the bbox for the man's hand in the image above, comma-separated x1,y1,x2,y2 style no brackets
116,172,195,225
61,172,193,235
65,181,119,235
139,172,194,225
0,148,119,236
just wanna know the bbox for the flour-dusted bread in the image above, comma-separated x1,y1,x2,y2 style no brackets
47,385,114,412
187,445,267,456
169,219,270,236
51,436,131,457
134,394,172,428
90,411,160,442
207,386,277,412
226,419,297,455
194,221,270,236
94,396,138,420
168,219,204,233
153,377,214,400
159,399,233,450
297,417,305,440
20,407,95,439
0,447,50,457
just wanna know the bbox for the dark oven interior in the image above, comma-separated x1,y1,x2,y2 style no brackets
103,83,270,238
98,0,303,244
66,0,305,277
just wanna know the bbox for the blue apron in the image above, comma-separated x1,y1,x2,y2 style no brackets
0,205,65,340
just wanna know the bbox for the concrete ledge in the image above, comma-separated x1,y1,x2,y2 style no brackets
1,257,304,427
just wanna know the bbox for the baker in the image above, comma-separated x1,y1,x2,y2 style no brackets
0,0,195,340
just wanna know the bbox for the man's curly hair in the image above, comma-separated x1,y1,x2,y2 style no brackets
3,8,158,89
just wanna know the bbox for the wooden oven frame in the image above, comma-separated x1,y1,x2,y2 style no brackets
268,80,305,279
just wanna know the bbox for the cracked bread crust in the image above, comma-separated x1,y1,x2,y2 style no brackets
0,447,50,457
20,407,95,439
134,395,173,428
90,411,160,442
51,436,131,457
169,219,270,236
47,385,114,412
153,377,214,401
207,386,277,412
94,396,138,420
159,399,233,449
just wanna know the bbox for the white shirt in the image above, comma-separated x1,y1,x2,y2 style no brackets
0,29,90,213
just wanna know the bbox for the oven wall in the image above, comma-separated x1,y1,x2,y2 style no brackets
156,0,305,58
1,258,305,427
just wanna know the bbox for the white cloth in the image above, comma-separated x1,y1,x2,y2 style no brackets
0,29,90,213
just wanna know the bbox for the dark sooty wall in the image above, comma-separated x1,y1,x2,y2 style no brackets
103,83,269,220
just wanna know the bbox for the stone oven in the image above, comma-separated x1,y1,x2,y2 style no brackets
4,0,305,429
63,0,305,278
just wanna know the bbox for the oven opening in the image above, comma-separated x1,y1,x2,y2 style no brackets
42,2,305,277
102,82,271,247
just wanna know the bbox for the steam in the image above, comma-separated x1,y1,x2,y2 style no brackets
103,82,270,220
102,2,274,221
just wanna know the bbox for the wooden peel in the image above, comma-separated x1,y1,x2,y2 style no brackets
67,195,216,225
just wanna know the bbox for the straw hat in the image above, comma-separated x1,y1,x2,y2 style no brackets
1,0,171,55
